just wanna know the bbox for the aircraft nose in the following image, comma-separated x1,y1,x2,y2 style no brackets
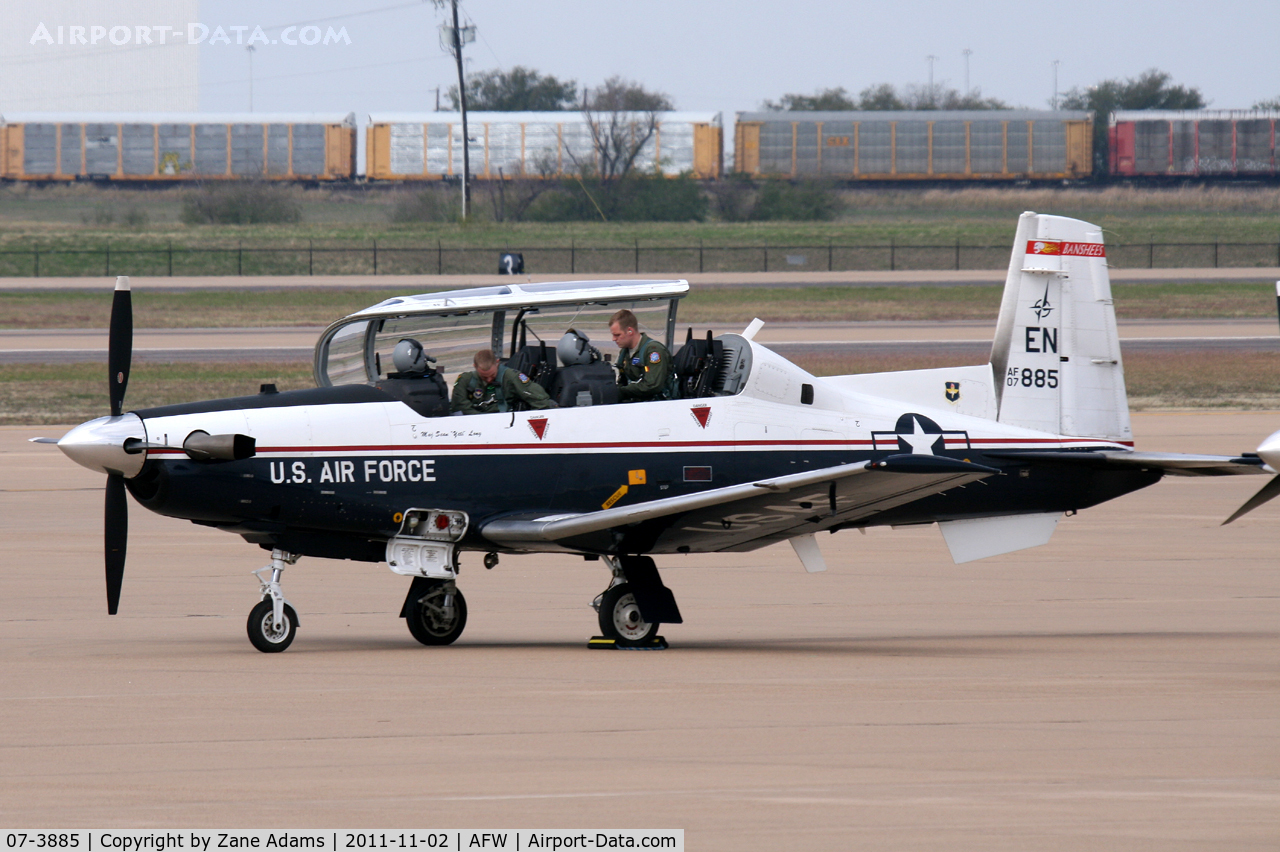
57,413,147,478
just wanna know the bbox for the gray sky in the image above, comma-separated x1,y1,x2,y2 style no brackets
194,0,1280,116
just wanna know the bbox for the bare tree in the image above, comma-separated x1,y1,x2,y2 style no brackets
565,77,674,195
480,155,559,222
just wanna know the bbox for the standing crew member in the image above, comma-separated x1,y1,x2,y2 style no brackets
610,309,671,402
452,348,555,414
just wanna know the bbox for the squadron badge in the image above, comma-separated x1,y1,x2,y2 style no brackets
945,381,961,403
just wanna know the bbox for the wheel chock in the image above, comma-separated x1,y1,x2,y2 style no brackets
588,635,668,650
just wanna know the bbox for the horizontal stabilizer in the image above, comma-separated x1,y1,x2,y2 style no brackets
984,450,1267,477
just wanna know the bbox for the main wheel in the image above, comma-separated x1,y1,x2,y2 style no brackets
406,581,468,646
597,582,659,643
247,599,298,653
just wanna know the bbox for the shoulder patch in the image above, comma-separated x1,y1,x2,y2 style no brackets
649,350,661,363
518,372,530,384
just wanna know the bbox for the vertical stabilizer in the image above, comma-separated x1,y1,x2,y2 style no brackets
990,212,1131,443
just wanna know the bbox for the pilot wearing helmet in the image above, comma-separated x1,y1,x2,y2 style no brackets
609,309,671,402
452,348,554,415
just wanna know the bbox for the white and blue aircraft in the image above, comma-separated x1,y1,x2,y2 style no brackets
40,212,1280,651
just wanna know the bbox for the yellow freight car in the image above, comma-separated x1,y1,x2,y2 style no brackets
734,110,1092,181
367,111,722,180
0,112,356,181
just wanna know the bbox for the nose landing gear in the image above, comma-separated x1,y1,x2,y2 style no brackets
247,549,300,653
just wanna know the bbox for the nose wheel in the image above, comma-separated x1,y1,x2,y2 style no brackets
597,582,659,643
247,599,298,652
247,549,300,653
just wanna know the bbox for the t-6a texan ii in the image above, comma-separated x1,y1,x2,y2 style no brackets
38,212,1280,652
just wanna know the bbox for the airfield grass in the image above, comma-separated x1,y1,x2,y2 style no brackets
2,184,1280,258
1,362,317,426
8,350,1280,426
0,281,1275,329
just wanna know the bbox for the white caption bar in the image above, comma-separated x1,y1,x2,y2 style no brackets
0,832,683,852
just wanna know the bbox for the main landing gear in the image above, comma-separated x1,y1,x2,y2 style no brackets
401,576,467,645
247,549,300,653
592,555,683,644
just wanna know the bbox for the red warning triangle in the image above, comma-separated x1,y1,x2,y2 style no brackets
528,417,549,440
690,406,711,428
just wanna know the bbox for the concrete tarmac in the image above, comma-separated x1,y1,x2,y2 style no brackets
4,319,1277,365
1,413,1277,848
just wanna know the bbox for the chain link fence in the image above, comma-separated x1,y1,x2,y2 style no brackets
3,240,1280,278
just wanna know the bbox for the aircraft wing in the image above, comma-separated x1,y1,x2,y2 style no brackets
479,454,998,554
985,450,1268,476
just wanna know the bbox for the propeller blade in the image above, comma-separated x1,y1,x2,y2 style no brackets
105,473,128,614
108,276,132,417
1222,475,1280,525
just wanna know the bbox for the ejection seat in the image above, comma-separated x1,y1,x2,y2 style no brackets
377,337,451,417
672,328,725,399
549,329,619,407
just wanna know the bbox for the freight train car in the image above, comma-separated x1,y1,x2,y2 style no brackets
366,111,723,181
1109,110,1280,178
0,112,356,181
734,110,1092,181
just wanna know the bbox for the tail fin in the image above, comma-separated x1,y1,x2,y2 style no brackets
990,212,1131,443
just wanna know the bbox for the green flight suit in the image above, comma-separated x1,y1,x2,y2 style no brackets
616,333,671,402
452,365,553,414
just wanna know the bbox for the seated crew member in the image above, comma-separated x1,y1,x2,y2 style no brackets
452,348,554,414
609,309,671,402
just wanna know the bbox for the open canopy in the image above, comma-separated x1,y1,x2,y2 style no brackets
313,279,689,386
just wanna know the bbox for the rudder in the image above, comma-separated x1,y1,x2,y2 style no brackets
990,212,1131,443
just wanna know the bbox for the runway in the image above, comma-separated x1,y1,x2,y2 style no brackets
3,319,1278,364
2,413,1277,848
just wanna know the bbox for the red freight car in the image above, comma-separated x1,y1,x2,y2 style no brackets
1110,110,1279,178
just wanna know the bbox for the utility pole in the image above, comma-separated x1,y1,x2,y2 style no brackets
926,55,937,105
435,0,473,219
962,48,972,95
246,45,255,112
1052,60,1061,110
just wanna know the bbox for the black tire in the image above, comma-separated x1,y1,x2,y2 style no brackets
597,582,659,643
247,599,298,653
406,581,468,646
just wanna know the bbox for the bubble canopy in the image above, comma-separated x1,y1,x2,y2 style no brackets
313,279,689,387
